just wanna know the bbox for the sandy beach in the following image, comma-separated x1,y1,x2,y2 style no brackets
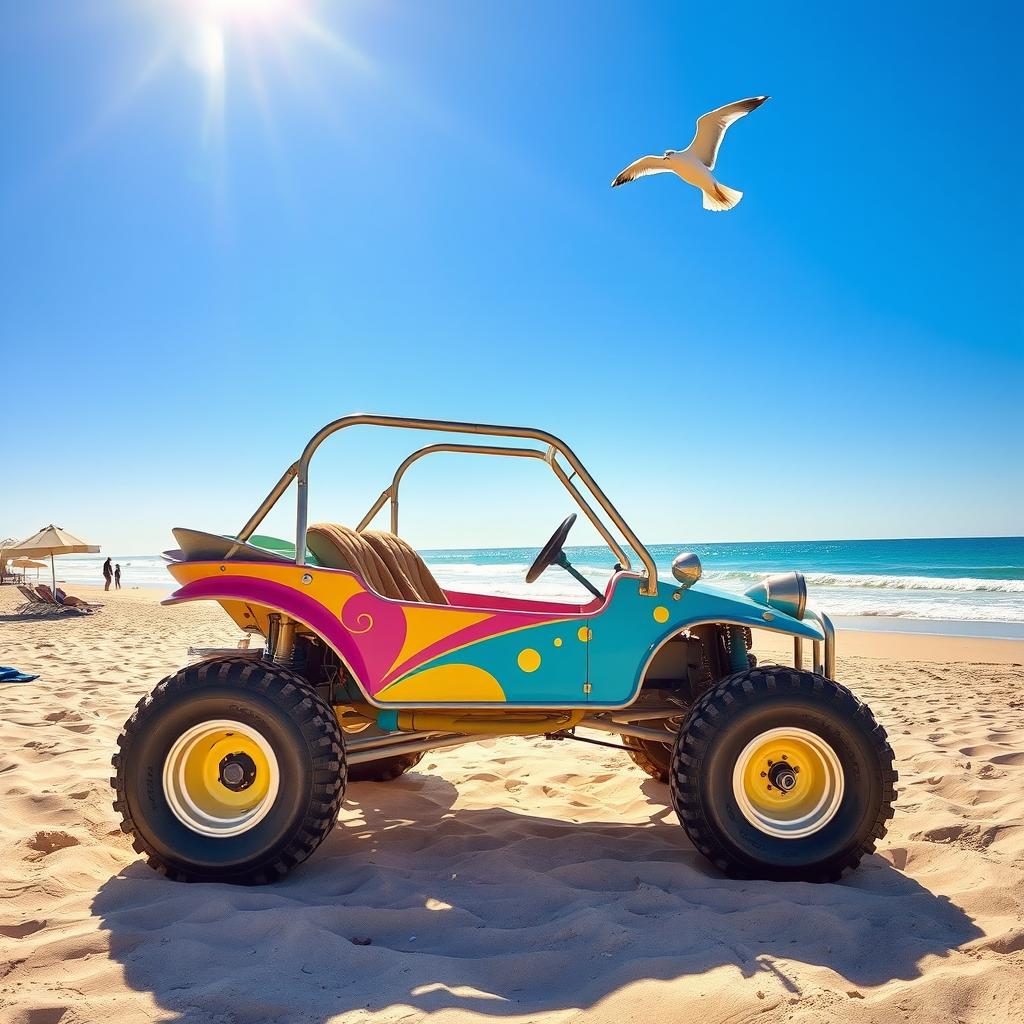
1,583,1022,1024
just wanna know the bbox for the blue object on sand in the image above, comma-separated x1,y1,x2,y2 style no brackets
0,666,38,683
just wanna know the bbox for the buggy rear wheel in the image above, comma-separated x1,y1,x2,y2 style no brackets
621,716,682,783
112,657,345,884
671,666,896,882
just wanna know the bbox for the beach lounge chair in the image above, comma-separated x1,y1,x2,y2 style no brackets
14,584,60,616
22,584,93,615
16,584,45,606
55,587,102,610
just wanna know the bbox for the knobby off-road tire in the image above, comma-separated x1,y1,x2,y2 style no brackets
622,716,686,783
111,656,345,884
670,666,896,882
622,735,672,783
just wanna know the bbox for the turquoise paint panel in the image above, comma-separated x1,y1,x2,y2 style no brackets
586,575,825,705
371,574,823,709
377,618,588,705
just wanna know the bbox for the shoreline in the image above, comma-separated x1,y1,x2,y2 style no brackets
832,614,1024,641
17,583,1023,666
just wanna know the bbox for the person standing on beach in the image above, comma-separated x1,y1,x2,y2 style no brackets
102,557,113,591
114,563,121,589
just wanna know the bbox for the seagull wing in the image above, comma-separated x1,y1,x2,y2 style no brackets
687,96,769,170
611,155,671,187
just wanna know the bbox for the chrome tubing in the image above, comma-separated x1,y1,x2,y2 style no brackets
355,488,393,534
235,462,299,547
343,729,446,751
605,708,686,723
390,444,544,515
360,441,633,570
361,443,547,534
345,733,482,765
581,718,677,743
803,609,836,679
546,456,632,570
290,413,658,594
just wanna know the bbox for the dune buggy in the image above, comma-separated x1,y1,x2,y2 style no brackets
112,412,896,884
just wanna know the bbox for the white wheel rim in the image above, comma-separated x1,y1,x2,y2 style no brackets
163,719,280,837
732,727,845,839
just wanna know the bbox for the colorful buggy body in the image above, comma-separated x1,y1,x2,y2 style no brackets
112,413,895,885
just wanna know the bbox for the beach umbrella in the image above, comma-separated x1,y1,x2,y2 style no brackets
0,538,22,577
9,525,100,593
13,557,47,579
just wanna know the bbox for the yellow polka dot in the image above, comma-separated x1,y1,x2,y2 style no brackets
577,626,592,643
553,637,563,647
653,605,669,623
517,648,541,673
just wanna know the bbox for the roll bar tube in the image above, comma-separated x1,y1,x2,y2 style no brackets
354,442,634,572
238,413,659,595
357,444,546,535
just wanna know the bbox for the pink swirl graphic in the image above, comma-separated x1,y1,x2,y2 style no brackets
342,609,374,634
339,590,407,685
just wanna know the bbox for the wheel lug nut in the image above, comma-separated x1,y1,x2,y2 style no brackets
760,771,767,778
781,754,788,760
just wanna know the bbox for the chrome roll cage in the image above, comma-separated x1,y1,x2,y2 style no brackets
235,413,660,596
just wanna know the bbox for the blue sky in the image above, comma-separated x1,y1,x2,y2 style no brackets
2,0,1021,553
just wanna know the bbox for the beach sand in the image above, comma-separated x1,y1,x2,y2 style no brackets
1,584,1022,1023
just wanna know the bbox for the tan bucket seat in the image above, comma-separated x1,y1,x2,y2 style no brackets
306,523,449,605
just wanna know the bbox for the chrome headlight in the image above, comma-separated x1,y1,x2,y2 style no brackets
744,571,807,620
671,552,702,589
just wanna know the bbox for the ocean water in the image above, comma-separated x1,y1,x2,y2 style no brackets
46,537,1024,635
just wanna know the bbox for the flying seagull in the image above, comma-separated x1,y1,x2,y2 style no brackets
611,96,769,211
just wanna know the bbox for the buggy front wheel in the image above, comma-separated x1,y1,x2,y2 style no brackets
111,657,346,884
671,667,896,882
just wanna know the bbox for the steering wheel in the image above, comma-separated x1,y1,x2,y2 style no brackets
526,513,577,584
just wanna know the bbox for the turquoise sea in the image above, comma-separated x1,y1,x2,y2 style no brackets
51,537,1024,638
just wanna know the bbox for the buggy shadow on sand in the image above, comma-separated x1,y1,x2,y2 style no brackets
93,774,978,1021
111,412,896,885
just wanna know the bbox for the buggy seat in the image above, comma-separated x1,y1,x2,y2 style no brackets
306,523,448,605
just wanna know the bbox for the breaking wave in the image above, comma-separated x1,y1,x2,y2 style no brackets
698,570,1024,594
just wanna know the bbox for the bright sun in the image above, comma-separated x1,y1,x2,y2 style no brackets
188,0,292,22
182,0,298,85
68,0,365,209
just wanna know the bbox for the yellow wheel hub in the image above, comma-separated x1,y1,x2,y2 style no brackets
732,727,844,839
163,720,280,837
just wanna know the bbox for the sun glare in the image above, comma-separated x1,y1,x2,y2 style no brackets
193,20,225,77
49,0,376,220
187,0,292,24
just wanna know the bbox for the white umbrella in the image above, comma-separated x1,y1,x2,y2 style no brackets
0,538,22,578
9,525,100,593
13,557,47,580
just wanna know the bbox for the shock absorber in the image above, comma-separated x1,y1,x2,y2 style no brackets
270,616,305,671
727,626,750,674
